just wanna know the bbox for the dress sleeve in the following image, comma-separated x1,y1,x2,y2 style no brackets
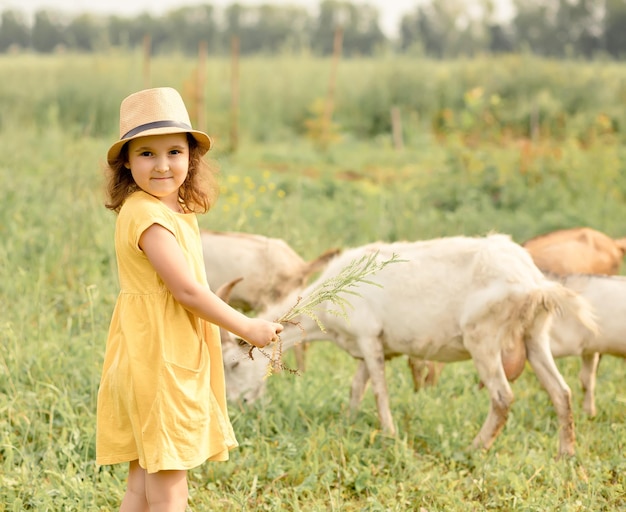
119,193,177,252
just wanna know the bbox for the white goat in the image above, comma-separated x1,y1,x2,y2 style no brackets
223,234,596,457
202,229,339,311
548,273,626,417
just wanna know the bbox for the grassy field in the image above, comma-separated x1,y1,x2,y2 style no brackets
1,53,625,510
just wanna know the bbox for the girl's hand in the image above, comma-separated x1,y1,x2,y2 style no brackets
241,318,284,349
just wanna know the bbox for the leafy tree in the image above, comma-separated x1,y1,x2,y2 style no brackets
250,4,311,53
222,2,243,51
133,13,168,54
487,23,515,53
311,0,386,56
162,5,220,54
343,3,386,56
604,0,626,57
511,0,561,55
65,13,105,52
31,10,65,53
310,0,340,55
554,0,603,57
511,0,605,57
107,15,134,49
106,12,164,52
481,0,514,53
0,10,30,51
222,3,311,54
399,0,488,58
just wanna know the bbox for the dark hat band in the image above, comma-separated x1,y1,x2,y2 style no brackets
122,120,193,140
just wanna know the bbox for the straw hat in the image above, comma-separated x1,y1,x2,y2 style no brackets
107,87,212,165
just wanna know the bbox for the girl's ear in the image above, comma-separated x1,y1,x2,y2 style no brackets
124,162,131,169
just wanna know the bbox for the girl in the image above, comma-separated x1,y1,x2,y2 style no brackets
96,87,283,512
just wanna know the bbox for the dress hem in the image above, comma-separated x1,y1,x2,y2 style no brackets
96,443,239,473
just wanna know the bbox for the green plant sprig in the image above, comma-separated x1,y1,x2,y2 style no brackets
251,250,405,377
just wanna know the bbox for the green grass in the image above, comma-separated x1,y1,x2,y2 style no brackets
1,53,626,510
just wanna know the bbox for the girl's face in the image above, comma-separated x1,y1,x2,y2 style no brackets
126,133,190,211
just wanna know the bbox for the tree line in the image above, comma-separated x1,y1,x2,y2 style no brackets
1,0,625,59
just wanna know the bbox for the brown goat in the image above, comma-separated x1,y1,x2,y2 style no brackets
522,227,626,276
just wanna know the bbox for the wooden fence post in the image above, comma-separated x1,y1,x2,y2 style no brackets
321,25,343,147
391,106,404,151
196,40,207,133
142,34,151,88
230,35,240,153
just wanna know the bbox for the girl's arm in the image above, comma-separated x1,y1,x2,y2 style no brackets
139,223,282,348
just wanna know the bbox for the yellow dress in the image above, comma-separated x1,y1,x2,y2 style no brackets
96,190,237,473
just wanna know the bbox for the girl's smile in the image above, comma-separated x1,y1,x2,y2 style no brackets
126,133,190,212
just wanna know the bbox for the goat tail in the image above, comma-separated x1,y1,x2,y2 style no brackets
539,281,598,337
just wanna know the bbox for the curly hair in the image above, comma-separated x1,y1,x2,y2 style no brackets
104,134,219,214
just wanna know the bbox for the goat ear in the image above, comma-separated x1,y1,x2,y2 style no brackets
215,277,244,303
304,247,342,280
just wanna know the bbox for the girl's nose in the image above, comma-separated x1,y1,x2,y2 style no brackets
155,157,170,172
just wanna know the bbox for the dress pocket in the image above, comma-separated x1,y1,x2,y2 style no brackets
161,343,210,423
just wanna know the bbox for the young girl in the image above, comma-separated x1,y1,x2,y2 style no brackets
96,87,283,511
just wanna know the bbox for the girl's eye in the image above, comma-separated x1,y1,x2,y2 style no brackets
140,151,153,157
170,149,183,155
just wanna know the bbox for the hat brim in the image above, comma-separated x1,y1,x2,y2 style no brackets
107,127,212,165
